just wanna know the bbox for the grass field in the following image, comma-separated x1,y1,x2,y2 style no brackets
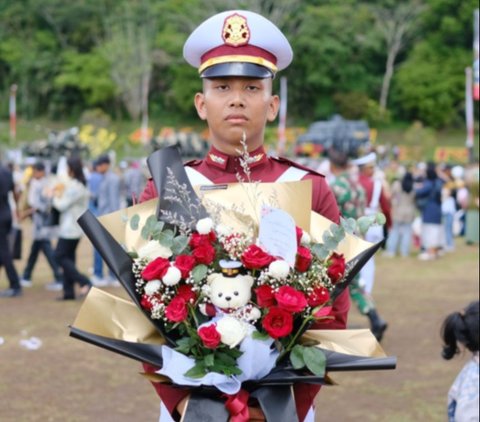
0,222,478,421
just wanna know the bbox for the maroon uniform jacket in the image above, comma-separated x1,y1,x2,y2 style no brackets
358,173,392,228
141,145,350,421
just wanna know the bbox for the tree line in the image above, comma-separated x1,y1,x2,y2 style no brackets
0,0,477,129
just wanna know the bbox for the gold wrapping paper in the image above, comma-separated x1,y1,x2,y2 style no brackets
98,180,373,262
72,288,385,359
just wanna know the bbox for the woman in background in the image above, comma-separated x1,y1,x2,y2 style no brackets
53,156,91,300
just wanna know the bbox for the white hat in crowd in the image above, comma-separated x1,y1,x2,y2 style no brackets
183,10,293,78
352,152,377,167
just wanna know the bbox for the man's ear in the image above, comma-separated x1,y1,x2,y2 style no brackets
266,95,280,122
194,92,207,120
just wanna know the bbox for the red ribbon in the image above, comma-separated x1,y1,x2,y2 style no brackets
225,389,250,422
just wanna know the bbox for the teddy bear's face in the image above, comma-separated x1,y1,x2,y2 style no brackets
208,274,253,310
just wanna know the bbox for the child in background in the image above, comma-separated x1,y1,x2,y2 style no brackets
441,300,479,422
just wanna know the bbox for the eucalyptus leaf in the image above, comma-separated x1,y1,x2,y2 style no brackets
376,213,386,225
192,265,208,282
141,225,151,240
324,237,338,251
341,217,357,234
303,347,326,377
290,345,306,370
312,243,330,260
145,215,158,229
129,214,140,230
330,224,345,242
171,235,189,255
158,230,175,247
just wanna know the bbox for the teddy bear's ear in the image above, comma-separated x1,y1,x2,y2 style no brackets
242,275,255,288
207,273,221,285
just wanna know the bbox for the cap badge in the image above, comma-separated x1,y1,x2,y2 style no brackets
222,13,250,47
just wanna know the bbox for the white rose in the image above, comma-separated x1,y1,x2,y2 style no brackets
216,317,247,348
137,240,172,260
216,224,232,237
300,231,311,245
144,280,161,296
268,260,290,280
162,266,182,286
196,217,214,235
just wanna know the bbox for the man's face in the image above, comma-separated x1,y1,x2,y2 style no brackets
361,164,375,178
194,77,279,154
33,169,45,180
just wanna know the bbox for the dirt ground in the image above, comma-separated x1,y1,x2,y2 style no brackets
0,227,478,422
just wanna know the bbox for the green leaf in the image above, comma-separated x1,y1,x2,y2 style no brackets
216,351,237,366
129,214,140,230
175,337,192,354
141,225,152,240
252,331,270,341
357,216,375,235
303,347,326,376
375,213,386,226
184,363,207,379
290,345,306,370
171,235,189,255
204,354,215,367
312,243,330,260
341,217,357,234
158,230,174,247
330,223,345,242
151,221,165,237
324,237,338,251
192,265,208,282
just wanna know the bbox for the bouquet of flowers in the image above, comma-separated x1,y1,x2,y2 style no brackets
70,146,395,421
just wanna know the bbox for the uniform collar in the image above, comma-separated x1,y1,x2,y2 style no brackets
205,145,268,172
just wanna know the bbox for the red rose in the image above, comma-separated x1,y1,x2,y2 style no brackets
198,324,221,349
241,245,275,270
192,243,216,265
255,285,276,308
313,305,333,321
177,284,197,304
295,246,312,273
307,286,330,307
274,286,307,313
165,296,188,322
261,307,293,339
327,253,346,284
295,226,303,245
141,257,170,281
189,232,216,248
140,294,154,311
174,255,196,279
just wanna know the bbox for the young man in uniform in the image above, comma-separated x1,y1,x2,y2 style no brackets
140,10,349,422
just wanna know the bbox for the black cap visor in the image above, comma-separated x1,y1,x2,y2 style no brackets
200,62,274,79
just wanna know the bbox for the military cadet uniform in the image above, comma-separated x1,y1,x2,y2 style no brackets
140,9,350,422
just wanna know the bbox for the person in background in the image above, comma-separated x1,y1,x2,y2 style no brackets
441,300,479,422
329,148,388,341
123,160,146,207
91,154,120,286
20,161,63,290
384,169,416,258
415,161,443,260
0,160,22,297
354,152,392,295
52,156,91,301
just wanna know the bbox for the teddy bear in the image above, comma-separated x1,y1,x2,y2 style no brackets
203,271,261,323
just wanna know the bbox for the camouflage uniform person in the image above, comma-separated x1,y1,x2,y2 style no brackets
329,148,388,341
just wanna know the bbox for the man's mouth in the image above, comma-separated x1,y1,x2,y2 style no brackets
225,114,248,123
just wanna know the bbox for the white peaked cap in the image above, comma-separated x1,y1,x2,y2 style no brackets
352,152,377,166
183,10,293,78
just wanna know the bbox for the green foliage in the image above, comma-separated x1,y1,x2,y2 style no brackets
289,344,326,376
55,49,116,105
0,0,477,129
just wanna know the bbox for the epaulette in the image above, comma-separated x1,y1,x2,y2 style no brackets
184,159,203,167
270,156,326,178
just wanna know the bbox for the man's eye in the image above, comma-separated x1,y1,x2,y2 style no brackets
246,85,259,91
215,85,228,91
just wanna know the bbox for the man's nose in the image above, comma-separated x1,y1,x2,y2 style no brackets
228,90,245,107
